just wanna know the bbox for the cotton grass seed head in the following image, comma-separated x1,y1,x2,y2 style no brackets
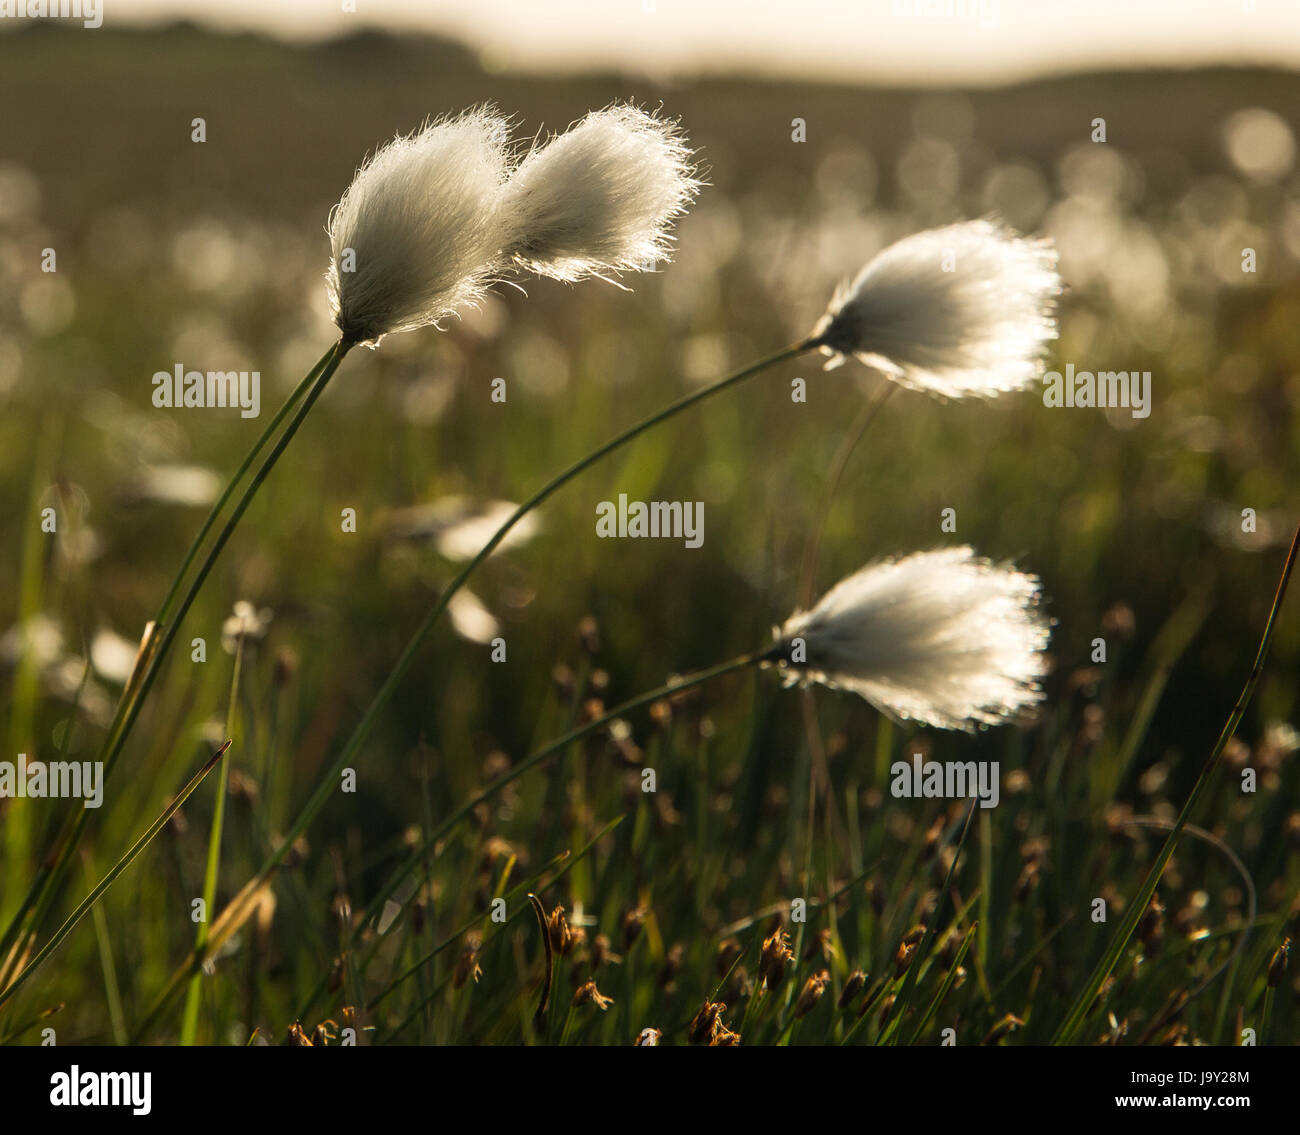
772,546,1051,731
809,219,1061,398
326,107,513,346
501,104,700,283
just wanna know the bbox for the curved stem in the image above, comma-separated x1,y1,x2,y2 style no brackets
0,742,229,1011
134,648,766,1039
245,343,807,889
0,341,351,982
1051,520,1300,1045
128,341,809,1040
156,349,335,620
432,651,764,847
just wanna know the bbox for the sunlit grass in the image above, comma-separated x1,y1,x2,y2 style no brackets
0,26,1297,1046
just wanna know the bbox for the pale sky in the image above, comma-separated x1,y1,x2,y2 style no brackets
85,0,1300,85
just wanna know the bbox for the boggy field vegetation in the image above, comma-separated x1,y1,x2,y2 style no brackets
0,24,1297,1045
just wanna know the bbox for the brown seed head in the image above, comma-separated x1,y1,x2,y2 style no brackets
759,927,795,991
838,970,867,1010
794,969,832,1019
572,979,615,1010
453,932,484,989
688,1000,726,1044
622,907,647,950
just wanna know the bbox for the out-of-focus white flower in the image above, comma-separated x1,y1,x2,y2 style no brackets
0,614,64,670
809,219,1060,398
772,546,1050,731
501,104,700,283
447,589,499,645
221,601,274,654
90,628,141,685
326,107,513,345
131,464,222,508
387,497,540,561
0,616,115,725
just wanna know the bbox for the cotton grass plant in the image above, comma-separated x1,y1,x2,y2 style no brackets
384,541,1056,835
3,103,1079,1041
0,101,700,1001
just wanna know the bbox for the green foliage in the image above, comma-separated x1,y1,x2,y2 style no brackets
0,26,1297,1045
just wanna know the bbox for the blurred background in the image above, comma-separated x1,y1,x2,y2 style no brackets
0,2,1298,1045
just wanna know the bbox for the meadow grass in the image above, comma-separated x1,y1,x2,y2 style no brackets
0,26,1297,1045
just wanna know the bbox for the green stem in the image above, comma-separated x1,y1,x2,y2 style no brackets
156,350,334,620
132,652,766,1039
1051,520,1300,1045
127,341,807,1041
0,341,350,979
0,743,229,1010
179,634,245,1044
207,344,808,923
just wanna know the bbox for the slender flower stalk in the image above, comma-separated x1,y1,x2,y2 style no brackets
125,343,809,1028
0,743,229,1012
0,341,348,983
18,191,1058,1019
268,547,1050,1017
179,630,246,1045
1052,521,1300,1045
439,546,1049,824
1,103,703,976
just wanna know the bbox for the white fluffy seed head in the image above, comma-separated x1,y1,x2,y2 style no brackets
809,219,1061,398
500,104,700,283
326,107,513,346
772,546,1051,731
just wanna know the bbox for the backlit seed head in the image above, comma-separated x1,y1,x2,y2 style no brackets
501,104,700,283
981,1013,1025,1045
546,904,573,956
809,219,1060,398
453,932,483,990
894,940,918,979
772,547,1051,732
326,107,514,345
621,907,647,950
716,937,743,976
659,943,686,988
803,927,834,964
